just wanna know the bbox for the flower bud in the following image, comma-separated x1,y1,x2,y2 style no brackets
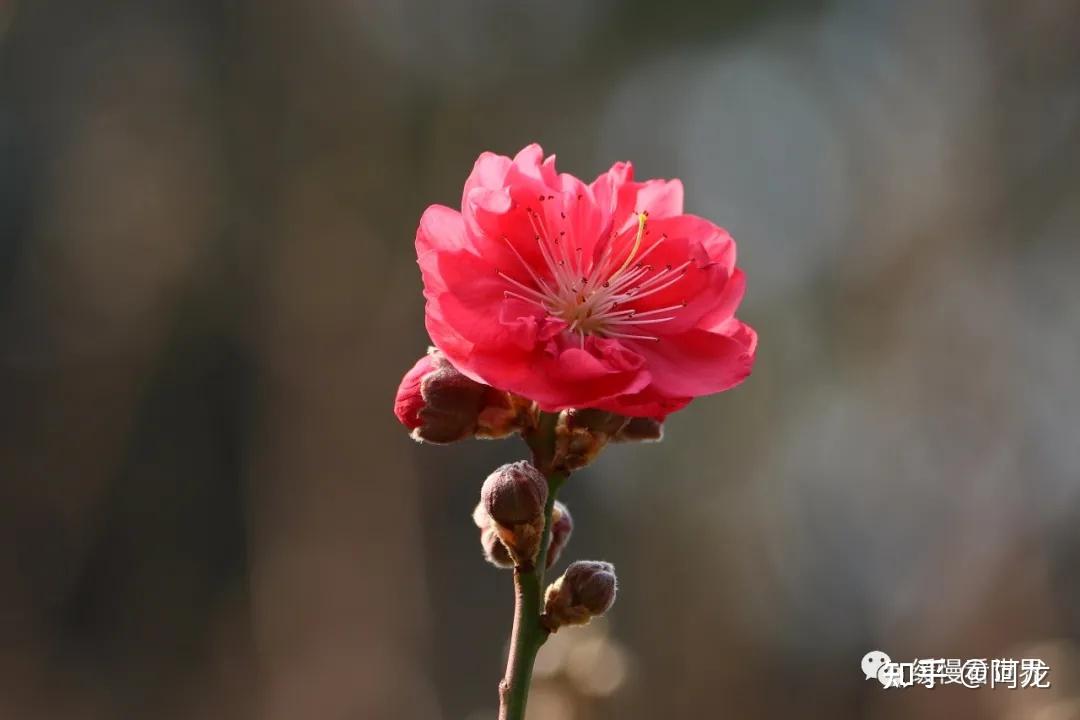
472,502,514,569
482,461,547,527
480,526,514,568
476,393,536,440
542,560,617,632
552,409,629,471
471,499,491,530
613,417,664,443
545,501,573,569
567,409,630,435
481,461,548,565
394,349,534,443
394,353,437,432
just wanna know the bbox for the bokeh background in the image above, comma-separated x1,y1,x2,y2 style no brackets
2,1,1079,718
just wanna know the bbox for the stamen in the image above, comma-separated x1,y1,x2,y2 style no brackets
609,213,648,282
624,262,692,302
504,290,551,307
503,238,554,296
494,209,688,344
601,330,661,341
498,271,552,304
613,316,677,326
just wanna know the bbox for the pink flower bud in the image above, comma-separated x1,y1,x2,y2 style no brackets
542,560,617,632
482,461,547,528
480,461,548,565
545,501,573,569
394,353,436,432
394,349,533,444
480,526,514,568
472,501,514,569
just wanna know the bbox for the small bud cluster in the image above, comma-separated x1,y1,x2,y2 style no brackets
394,348,668,648
541,560,618,632
552,409,625,471
549,409,665,472
474,493,573,571
478,461,548,566
394,349,664,465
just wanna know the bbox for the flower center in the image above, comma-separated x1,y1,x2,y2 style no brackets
497,205,690,345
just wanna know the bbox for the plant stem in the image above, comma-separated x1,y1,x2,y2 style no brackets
498,466,565,720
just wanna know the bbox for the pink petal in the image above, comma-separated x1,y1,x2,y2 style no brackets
632,324,756,398
416,204,472,275
461,152,512,207
511,342,651,411
592,385,692,420
610,178,685,234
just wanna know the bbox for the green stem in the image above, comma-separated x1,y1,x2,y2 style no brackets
499,412,565,720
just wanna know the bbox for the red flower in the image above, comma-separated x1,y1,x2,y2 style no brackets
415,144,756,419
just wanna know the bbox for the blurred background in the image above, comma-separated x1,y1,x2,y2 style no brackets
2,1,1079,718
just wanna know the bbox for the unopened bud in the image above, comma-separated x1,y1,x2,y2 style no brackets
480,526,514,568
545,501,573,569
476,393,536,440
552,409,630,471
472,501,514,568
567,409,630,435
614,417,664,443
542,560,617,632
394,353,437,432
481,461,548,565
394,349,534,443
482,461,547,526
472,500,491,530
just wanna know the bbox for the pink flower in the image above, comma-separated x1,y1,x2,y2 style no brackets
415,144,756,419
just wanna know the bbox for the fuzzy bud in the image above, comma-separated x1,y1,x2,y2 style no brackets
613,417,664,443
471,502,514,569
542,560,617,632
481,461,548,565
545,501,573,569
394,349,534,444
480,526,514,568
551,409,630,471
482,461,547,526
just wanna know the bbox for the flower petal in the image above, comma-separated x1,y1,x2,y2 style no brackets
592,385,692,420
512,340,650,411
462,152,512,207
630,323,756,398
